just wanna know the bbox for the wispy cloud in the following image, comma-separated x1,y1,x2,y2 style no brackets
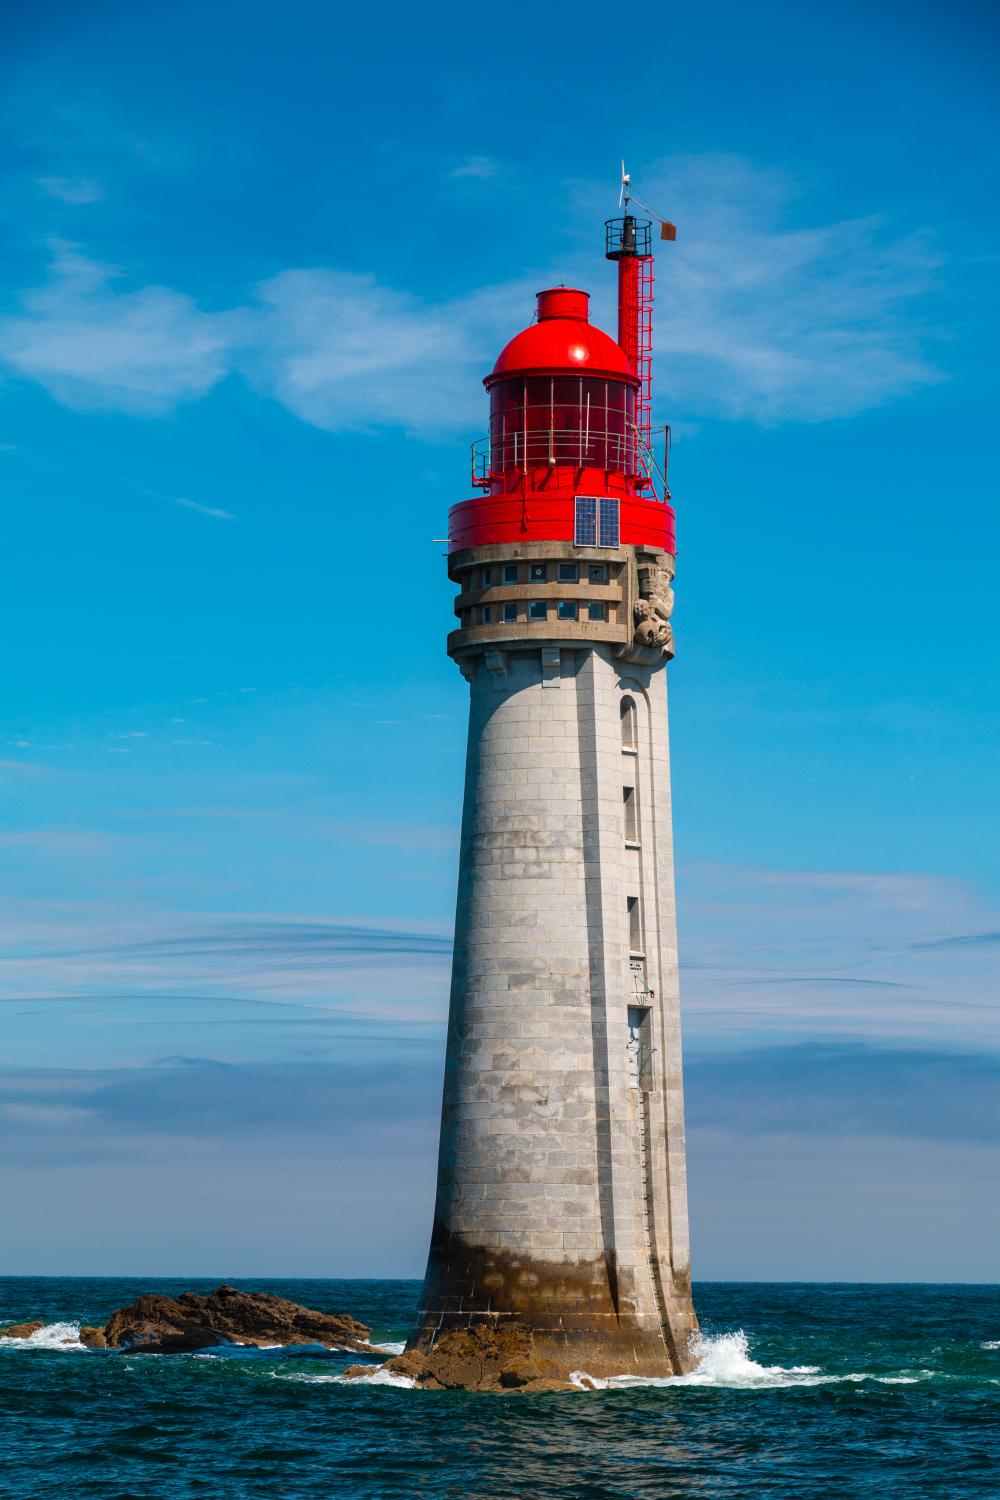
242,268,519,435
173,496,235,521
0,244,236,415
0,155,943,431
577,155,943,423
675,861,1000,1050
0,912,453,1047
450,155,499,180
37,176,105,205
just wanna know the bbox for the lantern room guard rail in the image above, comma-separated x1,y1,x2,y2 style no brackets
470,423,672,500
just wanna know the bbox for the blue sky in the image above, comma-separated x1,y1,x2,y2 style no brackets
1,0,997,1280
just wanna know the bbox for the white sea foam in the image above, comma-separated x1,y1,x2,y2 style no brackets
0,1321,84,1351
369,1340,406,1355
569,1335,950,1393
981,1340,1000,1350
571,1330,829,1390
272,1368,416,1389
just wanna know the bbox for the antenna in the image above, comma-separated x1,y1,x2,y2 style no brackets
619,160,631,211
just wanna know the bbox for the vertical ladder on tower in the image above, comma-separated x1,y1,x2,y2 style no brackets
635,1085,671,1343
635,255,654,452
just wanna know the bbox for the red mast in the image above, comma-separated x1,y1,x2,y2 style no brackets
606,214,654,451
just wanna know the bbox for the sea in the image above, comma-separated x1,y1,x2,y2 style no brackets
0,1278,997,1498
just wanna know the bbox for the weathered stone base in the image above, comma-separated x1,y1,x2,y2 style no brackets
410,1233,697,1384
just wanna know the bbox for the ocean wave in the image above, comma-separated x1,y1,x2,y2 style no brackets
272,1368,416,1389
368,1340,406,1355
981,1340,1000,1350
0,1321,84,1352
571,1331,828,1390
570,1333,944,1392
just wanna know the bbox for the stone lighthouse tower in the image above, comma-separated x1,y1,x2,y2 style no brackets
411,211,698,1380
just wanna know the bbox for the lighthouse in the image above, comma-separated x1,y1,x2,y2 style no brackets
411,207,698,1380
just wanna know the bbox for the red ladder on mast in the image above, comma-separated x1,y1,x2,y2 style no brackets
635,254,654,452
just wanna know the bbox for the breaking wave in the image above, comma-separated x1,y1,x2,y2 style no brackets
570,1331,941,1392
273,1368,416,1389
0,1322,84,1352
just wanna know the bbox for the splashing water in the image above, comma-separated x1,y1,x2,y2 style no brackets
0,1322,84,1352
273,1367,417,1389
571,1329,828,1390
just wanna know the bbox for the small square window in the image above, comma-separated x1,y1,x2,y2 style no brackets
481,605,493,624
481,567,492,586
528,600,548,621
557,562,579,582
503,602,518,622
503,563,519,584
530,562,548,582
557,600,578,621
588,564,607,584
587,602,607,622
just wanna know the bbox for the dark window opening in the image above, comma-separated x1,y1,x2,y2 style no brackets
623,785,639,844
620,697,638,752
628,895,644,956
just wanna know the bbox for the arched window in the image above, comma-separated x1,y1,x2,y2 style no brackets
620,696,637,753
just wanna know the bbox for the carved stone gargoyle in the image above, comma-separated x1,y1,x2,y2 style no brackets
616,559,675,666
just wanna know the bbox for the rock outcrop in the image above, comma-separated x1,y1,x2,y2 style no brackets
346,1322,571,1392
94,1285,371,1355
0,1321,44,1340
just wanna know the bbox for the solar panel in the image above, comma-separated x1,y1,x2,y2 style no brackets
574,496,597,547
599,498,620,549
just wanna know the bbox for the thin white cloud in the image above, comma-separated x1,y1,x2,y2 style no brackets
598,155,943,423
243,268,517,435
173,496,235,521
0,157,944,429
450,155,499,180
38,176,105,205
0,244,236,415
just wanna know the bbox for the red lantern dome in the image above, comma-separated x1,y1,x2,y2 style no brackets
448,243,675,556
487,289,638,384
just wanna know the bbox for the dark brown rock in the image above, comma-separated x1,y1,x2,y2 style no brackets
381,1322,566,1391
1,1321,44,1340
100,1285,371,1355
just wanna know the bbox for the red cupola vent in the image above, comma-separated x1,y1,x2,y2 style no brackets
488,289,637,385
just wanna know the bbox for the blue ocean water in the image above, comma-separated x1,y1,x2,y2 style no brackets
0,1279,997,1498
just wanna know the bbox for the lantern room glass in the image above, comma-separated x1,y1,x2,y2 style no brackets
488,376,638,475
